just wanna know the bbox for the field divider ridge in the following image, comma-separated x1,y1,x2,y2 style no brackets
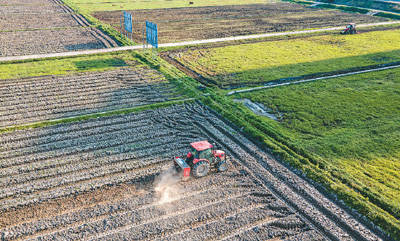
227,63,400,95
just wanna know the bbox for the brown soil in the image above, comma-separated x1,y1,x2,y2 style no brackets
0,103,385,240
93,2,387,43
0,28,113,57
0,13,81,31
0,183,139,229
0,67,181,127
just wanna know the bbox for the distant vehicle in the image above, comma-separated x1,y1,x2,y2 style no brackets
341,23,357,34
174,140,228,180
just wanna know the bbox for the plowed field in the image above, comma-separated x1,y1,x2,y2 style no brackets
93,2,387,43
0,0,118,57
0,103,383,241
0,67,182,127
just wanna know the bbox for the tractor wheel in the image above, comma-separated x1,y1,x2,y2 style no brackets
217,161,228,172
192,161,210,178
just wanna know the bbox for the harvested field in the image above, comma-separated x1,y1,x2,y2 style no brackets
0,13,82,31
0,0,54,5
93,3,387,43
0,103,384,240
0,67,182,128
0,0,118,57
0,28,117,57
0,4,65,15
66,0,270,12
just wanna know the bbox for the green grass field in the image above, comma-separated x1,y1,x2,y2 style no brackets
235,68,400,238
176,29,400,88
0,52,138,80
67,0,271,12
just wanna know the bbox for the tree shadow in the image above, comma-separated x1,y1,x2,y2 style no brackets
74,58,127,70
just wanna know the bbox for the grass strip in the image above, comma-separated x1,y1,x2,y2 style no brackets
0,51,138,80
376,12,400,20
315,3,370,14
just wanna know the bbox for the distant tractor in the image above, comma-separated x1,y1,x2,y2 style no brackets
174,140,228,179
341,23,357,34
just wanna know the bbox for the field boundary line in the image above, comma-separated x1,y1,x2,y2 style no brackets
227,64,400,95
0,98,194,134
0,21,399,63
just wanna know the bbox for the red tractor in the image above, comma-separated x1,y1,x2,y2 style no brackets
174,140,228,179
341,23,357,34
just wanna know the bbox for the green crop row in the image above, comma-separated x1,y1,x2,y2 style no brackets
316,3,370,14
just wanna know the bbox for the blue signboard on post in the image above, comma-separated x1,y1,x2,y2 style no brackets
146,21,158,49
123,11,132,33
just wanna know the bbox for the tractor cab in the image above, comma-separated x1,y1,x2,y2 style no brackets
174,140,228,179
187,141,214,162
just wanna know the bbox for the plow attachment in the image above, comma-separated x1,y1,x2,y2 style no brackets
174,157,191,180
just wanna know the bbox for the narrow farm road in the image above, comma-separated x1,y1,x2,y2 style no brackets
0,21,398,63
227,63,400,95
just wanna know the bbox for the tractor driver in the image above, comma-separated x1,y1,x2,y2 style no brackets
186,151,195,162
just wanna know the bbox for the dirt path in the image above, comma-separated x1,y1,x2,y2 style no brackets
0,21,398,63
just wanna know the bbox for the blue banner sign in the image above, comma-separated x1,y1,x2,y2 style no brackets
146,21,158,48
124,11,132,33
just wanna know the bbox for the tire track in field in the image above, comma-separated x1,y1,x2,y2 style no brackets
15,175,258,241
191,105,385,241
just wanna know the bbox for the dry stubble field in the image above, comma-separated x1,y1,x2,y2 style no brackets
93,2,387,43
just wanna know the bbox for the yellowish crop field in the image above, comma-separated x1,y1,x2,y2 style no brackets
175,29,400,87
